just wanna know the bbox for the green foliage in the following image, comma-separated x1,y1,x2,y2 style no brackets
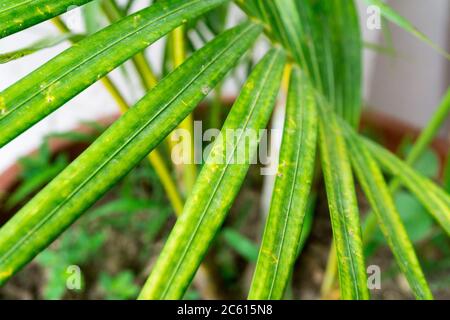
399,141,440,180
365,138,450,237
37,229,105,299
99,271,140,300
373,192,434,244
239,0,362,126
318,103,369,300
444,156,450,194
0,33,85,64
0,21,261,286
363,0,450,60
0,0,229,147
249,67,317,300
5,154,67,210
343,123,432,299
0,0,93,39
3,129,170,299
0,0,449,300
222,228,259,263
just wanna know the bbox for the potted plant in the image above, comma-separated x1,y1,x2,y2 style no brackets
0,0,449,300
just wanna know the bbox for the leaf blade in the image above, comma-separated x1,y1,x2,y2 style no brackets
0,0,93,39
239,0,363,126
0,33,84,64
248,67,318,300
318,104,369,300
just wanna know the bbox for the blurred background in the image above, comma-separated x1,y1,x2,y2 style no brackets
0,0,449,172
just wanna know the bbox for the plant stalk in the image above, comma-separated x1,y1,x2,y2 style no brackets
170,25,197,195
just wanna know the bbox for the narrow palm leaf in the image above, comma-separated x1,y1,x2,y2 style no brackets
0,33,84,64
318,104,369,300
248,67,317,300
363,87,450,242
363,0,450,60
0,0,93,39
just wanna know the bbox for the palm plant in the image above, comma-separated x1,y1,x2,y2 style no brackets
0,0,449,300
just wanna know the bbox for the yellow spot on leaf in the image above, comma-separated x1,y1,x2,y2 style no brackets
0,269,13,280
0,96,6,115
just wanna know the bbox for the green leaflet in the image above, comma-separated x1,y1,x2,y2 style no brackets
0,21,262,285
248,67,318,300
139,48,286,300
0,0,93,39
364,138,450,237
222,228,259,263
238,0,362,127
0,0,229,147
342,124,432,300
5,157,67,209
318,104,369,300
0,33,85,64
363,0,450,60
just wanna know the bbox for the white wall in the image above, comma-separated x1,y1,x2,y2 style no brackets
361,0,450,131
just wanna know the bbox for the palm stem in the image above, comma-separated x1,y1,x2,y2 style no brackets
170,25,197,195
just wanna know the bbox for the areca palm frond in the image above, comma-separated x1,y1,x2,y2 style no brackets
0,0,449,300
